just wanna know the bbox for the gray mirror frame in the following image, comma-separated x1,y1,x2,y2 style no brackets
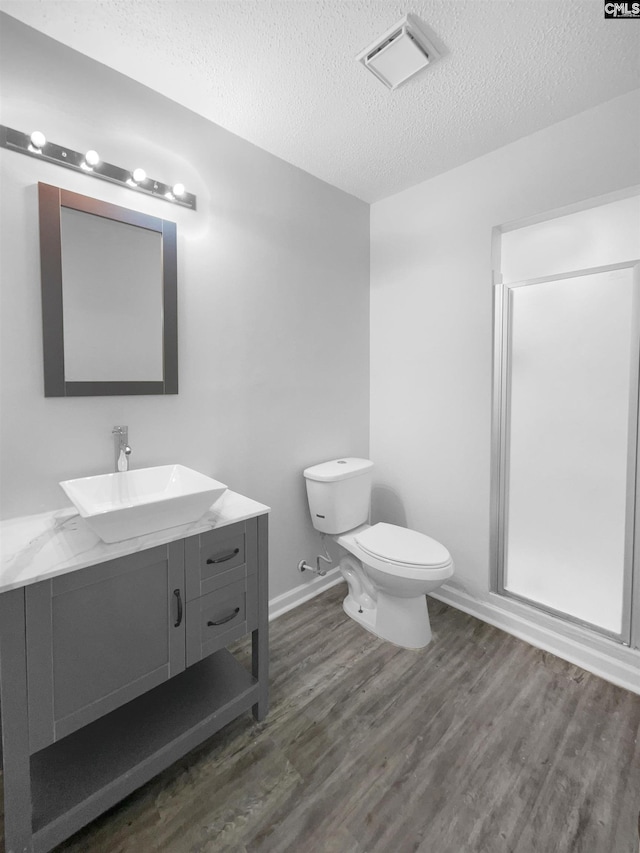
38,182,178,396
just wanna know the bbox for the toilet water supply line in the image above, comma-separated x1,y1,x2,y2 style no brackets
297,539,377,614
298,535,333,577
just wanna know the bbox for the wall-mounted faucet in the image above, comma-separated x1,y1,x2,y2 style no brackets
112,425,132,472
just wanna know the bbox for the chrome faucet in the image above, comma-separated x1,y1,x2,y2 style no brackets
112,426,132,472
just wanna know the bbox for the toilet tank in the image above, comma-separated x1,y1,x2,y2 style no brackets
303,458,374,534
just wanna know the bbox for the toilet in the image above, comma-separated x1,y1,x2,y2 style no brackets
303,457,454,649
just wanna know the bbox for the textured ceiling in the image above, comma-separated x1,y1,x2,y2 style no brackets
1,0,639,202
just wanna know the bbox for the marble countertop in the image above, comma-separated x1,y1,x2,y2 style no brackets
0,490,270,595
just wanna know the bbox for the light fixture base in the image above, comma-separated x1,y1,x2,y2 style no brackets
0,125,196,210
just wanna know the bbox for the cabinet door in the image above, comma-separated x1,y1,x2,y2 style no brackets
26,541,185,753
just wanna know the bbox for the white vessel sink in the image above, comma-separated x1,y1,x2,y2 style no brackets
60,464,227,543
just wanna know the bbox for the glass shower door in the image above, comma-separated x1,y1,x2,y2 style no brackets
496,262,639,639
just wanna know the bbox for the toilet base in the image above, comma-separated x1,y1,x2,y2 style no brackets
343,591,432,649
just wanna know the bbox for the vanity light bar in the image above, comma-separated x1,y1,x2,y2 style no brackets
0,125,197,211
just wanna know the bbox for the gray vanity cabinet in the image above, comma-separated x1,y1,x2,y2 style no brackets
0,511,268,853
26,541,186,752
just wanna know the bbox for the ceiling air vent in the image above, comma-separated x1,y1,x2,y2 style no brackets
357,14,441,90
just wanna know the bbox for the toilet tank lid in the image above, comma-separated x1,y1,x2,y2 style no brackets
303,458,374,482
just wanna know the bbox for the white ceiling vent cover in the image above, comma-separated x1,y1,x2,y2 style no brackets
357,14,441,90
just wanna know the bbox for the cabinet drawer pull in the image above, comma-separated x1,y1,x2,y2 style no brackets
173,589,183,627
207,607,240,627
206,547,240,565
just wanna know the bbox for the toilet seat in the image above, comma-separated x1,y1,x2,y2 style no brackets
355,523,452,571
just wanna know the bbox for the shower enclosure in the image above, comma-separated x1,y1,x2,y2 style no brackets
491,192,640,644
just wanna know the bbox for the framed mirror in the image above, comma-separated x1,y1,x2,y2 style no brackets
38,182,178,396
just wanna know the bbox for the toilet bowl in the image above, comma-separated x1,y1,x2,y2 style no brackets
303,458,454,649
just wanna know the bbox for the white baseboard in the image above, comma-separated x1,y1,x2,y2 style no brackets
268,572,640,695
269,566,345,621
431,585,640,695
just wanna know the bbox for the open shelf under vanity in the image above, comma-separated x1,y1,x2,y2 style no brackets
30,650,258,851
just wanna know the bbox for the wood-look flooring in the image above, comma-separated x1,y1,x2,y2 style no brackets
5,583,640,853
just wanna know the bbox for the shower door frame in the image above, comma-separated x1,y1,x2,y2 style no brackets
490,260,640,645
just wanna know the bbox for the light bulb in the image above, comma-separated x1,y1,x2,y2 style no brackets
85,149,100,167
132,168,146,183
172,183,185,197
30,130,46,149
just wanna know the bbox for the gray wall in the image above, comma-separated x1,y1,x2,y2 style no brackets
370,90,640,603
0,15,370,600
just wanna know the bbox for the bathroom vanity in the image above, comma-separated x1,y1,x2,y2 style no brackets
0,491,269,853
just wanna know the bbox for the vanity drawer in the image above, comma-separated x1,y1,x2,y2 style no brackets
185,520,255,600
186,571,258,666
